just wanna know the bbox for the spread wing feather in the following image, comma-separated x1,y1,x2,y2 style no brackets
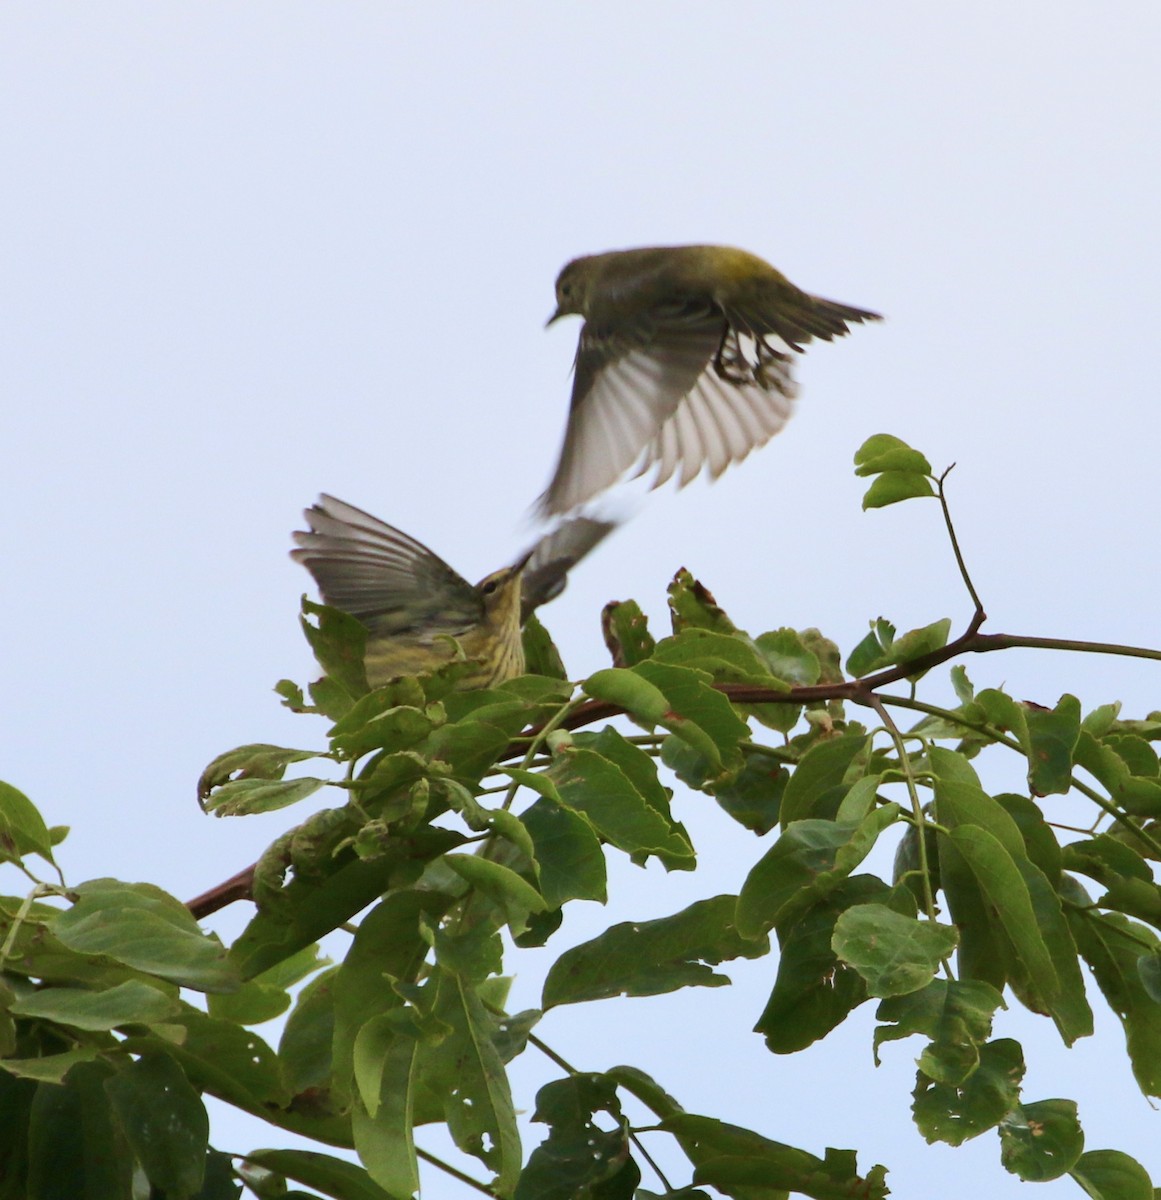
291,495,482,637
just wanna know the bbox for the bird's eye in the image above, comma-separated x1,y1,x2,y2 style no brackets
559,281,572,298
481,579,498,595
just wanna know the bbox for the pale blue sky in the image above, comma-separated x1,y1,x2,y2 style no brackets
3,5,1161,1196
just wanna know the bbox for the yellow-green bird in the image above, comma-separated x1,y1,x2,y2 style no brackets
538,244,881,516
292,495,614,688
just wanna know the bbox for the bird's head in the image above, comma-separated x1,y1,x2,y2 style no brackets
547,256,591,325
475,555,530,626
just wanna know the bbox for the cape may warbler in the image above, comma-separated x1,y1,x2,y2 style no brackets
292,495,613,688
538,244,881,515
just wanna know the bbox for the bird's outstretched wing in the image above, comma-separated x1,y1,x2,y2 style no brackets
519,515,617,620
537,293,880,517
537,303,723,516
291,495,483,637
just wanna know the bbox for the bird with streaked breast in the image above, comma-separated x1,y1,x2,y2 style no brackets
292,495,614,689
538,244,881,516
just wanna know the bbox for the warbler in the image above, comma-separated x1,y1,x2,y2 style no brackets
538,244,881,515
291,495,614,688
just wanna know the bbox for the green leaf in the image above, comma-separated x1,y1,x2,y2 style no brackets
1070,1149,1153,1200
519,797,607,907
300,596,370,698
633,660,750,775
241,1149,396,1200
582,667,670,722
1074,732,1161,818
522,611,568,679
443,853,547,935
780,734,870,826
848,615,951,679
912,1037,1025,1145
414,966,521,1189
754,628,822,686
890,617,952,679
931,765,1037,991
862,470,935,509
663,1113,889,1200
875,978,1005,1080
278,968,337,1095
892,816,941,908
0,1047,101,1083
9,980,179,1031
196,744,322,806
832,905,957,998
853,434,933,476
975,690,1082,798
202,775,329,817
756,876,889,1053
600,600,656,668
737,806,900,939
145,1008,290,1112
350,1017,421,1198
651,627,771,678
604,1065,684,1123
547,744,694,870
996,792,1063,884
579,726,677,821
27,1062,134,1200
208,943,326,1027
947,825,1061,1010
1009,856,1093,1043
999,1099,1084,1182
1023,695,1082,796
797,628,844,684
232,830,460,980
542,896,767,1009
846,622,894,678
1068,905,1161,1096
52,880,238,993
711,749,787,835
516,1074,639,1200
104,1051,209,1198
1064,835,1154,885
950,665,975,704
0,781,56,864
331,890,453,1103
330,700,441,761
667,568,739,634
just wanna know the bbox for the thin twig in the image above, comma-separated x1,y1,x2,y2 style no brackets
936,465,985,616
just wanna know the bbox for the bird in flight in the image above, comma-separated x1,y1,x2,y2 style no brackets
538,244,881,516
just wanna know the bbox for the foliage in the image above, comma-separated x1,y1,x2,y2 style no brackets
3,434,1161,1198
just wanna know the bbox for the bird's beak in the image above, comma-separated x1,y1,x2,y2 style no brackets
545,306,563,328
510,547,535,573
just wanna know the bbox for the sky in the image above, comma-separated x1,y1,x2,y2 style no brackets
3,4,1161,1197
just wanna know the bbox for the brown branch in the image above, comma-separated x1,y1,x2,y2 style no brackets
186,866,256,919
188,614,1161,920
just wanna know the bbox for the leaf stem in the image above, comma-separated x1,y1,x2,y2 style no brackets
499,693,581,812
415,1147,500,1197
867,695,939,924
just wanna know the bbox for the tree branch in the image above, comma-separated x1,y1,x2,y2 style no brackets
187,617,1161,919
